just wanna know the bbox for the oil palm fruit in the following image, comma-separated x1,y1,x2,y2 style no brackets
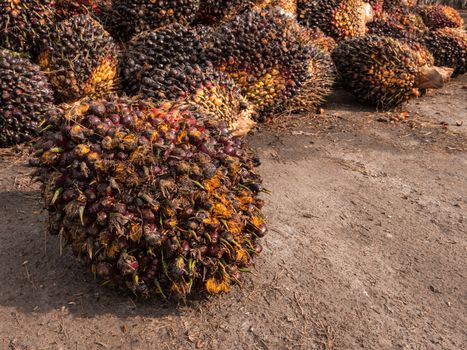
417,5,464,30
332,35,453,109
0,50,59,147
424,28,467,77
195,0,251,25
137,64,256,136
208,7,335,116
367,18,434,66
0,0,54,54
120,24,208,96
110,0,200,41
254,0,298,15
33,97,266,298
37,15,118,103
308,28,338,53
53,0,111,20
297,0,375,39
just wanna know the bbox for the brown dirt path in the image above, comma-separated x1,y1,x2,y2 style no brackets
0,76,466,350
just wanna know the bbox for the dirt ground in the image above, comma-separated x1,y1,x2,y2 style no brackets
1,76,466,350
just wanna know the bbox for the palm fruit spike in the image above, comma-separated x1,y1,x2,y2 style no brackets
37,14,118,103
424,28,467,77
32,97,266,298
417,5,464,30
109,0,200,41
297,0,374,39
137,64,256,137
119,24,208,96
332,35,453,109
208,7,335,116
367,18,434,66
0,50,59,147
0,0,55,54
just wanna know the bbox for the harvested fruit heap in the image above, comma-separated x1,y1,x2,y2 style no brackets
297,0,374,39
417,5,464,30
110,0,200,41
136,63,256,137
207,7,336,116
38,14,118,103
33,98,267,297
0,0,54,54
367,18,434,66
424,28,467,77
332,35,452,109
120,24,208,96
0,50,59,147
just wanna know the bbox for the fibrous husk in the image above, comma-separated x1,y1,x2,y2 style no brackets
37,15,118,103
0,50,59,147
332,35,451,109
0,0,55,55
424,28,467,77
297,0,374,39
109,0,200,41
207,7,336,116
417,5,464,29
136,64,257,137
32,97,266,298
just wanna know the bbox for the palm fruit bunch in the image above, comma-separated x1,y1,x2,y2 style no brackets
332,35,451,109
0,50,59,147
109,0,200,41
207,7,336,116
0,0,54,54
195,0,251,25
254,0,298,15
307,28,338,54
53,0,111,20
297,0,374,39
32,97,266,298
37,15,118,103
119,24,208,96
137,64,257,136
382,0,427,34
367,19,434,66
417,5,464,30
424,28,467,77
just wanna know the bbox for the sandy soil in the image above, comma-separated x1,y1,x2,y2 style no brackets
0,76,466,350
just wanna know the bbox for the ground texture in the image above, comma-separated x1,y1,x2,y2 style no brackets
1,76,466,350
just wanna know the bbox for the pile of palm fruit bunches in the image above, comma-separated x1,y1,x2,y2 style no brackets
1,0,465,298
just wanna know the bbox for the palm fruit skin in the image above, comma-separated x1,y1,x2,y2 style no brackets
0,50,58,147
110,0,200,41
332,35,421,109
417,5,464,30
208,7,335,116
32,97,266,298
120,24,208,96
37,15,118,103
137,64,257,137
297,0,370,39
367,18,434,66
0,0,55,54
424,28,467,77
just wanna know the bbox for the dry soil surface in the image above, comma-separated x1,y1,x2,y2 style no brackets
0,76,466,350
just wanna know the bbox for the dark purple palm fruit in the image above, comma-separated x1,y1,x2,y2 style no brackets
108,0,200,42
33,97,267,298
0,0,55,55
0,50,59,147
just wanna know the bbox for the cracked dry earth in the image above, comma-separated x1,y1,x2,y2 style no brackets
0,75,466,350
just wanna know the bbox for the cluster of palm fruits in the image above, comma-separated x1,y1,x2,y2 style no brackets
332,35,452,109
297,0,374,39
32,98,266,298
0,0,54,54
37,15,118,103
0,50,59,147
207,7,336,116
417,5,464,30
109,0,201,41
424,28,467,77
